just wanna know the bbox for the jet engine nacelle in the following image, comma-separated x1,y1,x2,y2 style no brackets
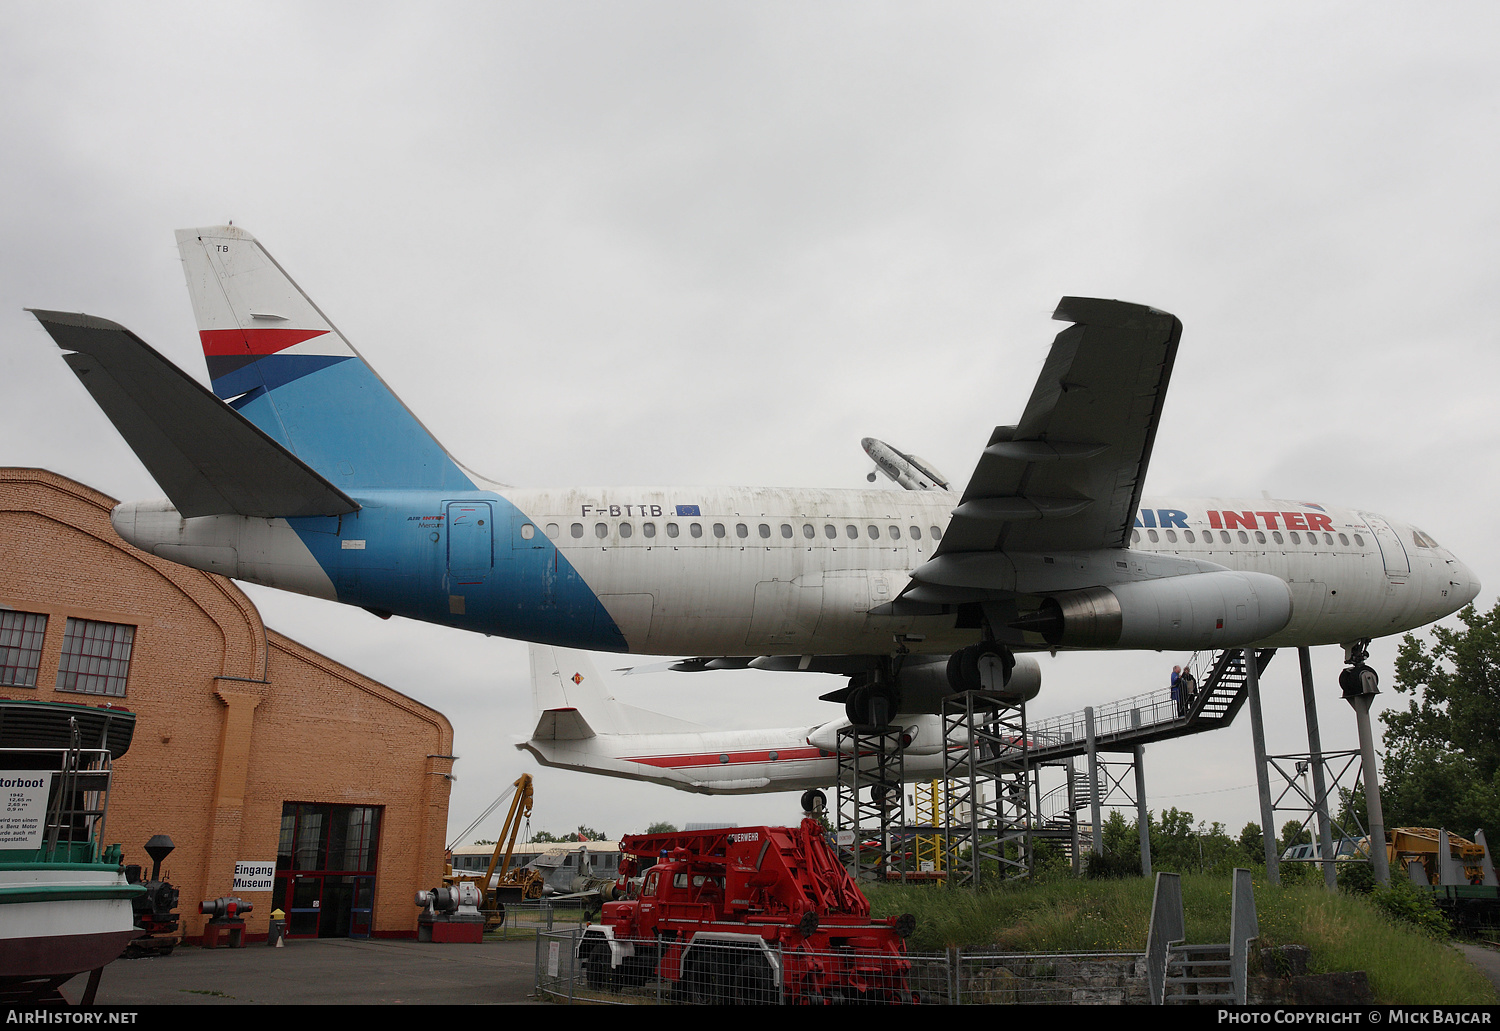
893,653,1042,712
1019,569,1293,650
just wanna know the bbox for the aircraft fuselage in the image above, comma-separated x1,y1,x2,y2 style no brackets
111,487,1477,657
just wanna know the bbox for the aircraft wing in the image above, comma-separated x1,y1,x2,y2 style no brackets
30,310,358,519
930,296,1180,557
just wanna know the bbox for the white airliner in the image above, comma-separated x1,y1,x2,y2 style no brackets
29,226,1479,725
521,644,968,794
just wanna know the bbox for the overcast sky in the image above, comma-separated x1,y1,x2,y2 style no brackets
3,2,1498,846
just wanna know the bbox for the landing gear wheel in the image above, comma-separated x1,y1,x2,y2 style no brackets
947,643,1015,693
1339,663,1379,698
845,683,898,729
800,788,827,814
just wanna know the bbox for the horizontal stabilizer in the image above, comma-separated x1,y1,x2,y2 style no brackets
531,707,595,742
30,310,359,519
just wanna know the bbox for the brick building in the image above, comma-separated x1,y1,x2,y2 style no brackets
0,468,454,941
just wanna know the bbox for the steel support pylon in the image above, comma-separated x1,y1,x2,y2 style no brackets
941,690,1032,888
836,723,906,881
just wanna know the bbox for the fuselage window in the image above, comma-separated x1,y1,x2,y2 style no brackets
714,523,727,539
889,525,901,540
690,523,703,539
1184,530,1195,543
910,526,922,540
825,525,837,539
1338,532,1350,546
1237,531,1249,544
868,525,880,540
780,524,793,539
595,522,609,539
545,523,560,539
666,522,679,538
735,523,748,538
1289,531,1300,544
846,525,859,539
1272,531,1283,544
1220,531,1232,544
758,524,771,539
1353,533,1365,547
1132,530,1141,544
643,522,656,538
1323,532,1334,545
802,524,815,540
1147,529,1159,543
521,523,535,540
1165,530,1177,543
1255,531,1266,544
619,522,633,539
571,523,583,539
931,526,942,540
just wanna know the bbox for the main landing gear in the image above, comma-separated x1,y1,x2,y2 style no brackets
947,642,1016,693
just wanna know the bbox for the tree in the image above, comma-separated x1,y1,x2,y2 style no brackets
1279,820,1312,855
1238,822,1263,864
1382,603,1500,836
645,821,678,834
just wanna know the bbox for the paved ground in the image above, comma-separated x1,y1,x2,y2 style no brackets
1456,942,1500,997
61,936,545,1006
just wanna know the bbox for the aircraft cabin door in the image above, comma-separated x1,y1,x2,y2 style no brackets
1361,512,1411,579
446,501,494,584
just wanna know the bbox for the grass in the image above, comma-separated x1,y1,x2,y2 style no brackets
865,873,1498,1004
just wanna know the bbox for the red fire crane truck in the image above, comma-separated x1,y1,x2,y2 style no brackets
577,818,915,1004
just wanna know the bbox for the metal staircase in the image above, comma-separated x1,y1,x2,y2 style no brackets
1165,944,1235,1004
1027,647,1278,763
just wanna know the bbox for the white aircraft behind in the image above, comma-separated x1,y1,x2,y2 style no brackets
519,644,1001,794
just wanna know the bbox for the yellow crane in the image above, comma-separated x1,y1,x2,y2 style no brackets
447,774,544,925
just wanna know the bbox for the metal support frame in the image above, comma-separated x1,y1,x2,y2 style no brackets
1297,646,1338,891
1266,748,1366,868
941,690,1032,888
1082,751,1151,872
835,723,906,881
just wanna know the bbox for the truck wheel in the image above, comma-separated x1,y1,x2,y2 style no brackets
734,954,776,1004
581,940,610,990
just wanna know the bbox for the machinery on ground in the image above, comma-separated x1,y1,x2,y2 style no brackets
447,775,545,927
123,834,180,956
577,818,915,1004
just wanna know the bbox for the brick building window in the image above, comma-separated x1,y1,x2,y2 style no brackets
0,610,48,687
55,618,135,697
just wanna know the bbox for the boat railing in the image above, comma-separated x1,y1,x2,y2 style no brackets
1,736,116,865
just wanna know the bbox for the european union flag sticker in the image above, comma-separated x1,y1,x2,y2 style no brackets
675,505,701,517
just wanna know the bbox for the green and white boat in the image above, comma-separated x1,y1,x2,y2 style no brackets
0,700,142,1003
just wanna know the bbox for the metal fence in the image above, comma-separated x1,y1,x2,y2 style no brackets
484,899,593,938
534,929,1147,1005
1029,687,1178,749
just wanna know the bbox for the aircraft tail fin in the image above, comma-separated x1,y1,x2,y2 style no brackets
175,226,478,492
528,645,707,740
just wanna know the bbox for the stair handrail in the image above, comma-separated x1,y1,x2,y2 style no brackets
1145,871,1185,1005
1229,867,1260,1005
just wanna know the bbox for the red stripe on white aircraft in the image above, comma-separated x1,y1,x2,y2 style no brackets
625,746,825,770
